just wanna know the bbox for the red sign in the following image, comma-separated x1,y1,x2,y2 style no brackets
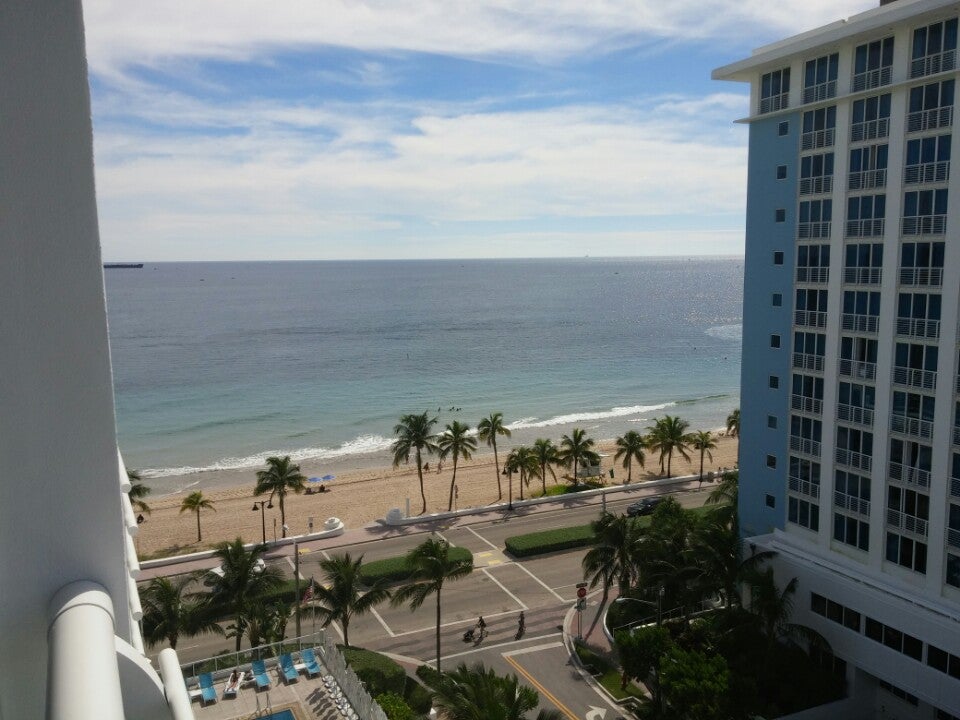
577,587,587,599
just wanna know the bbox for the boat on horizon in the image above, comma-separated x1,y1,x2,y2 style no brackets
103,263,143,269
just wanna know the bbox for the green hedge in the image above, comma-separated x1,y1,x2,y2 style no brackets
415,663,443,688
375,692,416,720
360,547,473,585
403,675,433,713
341,646,407,697
504,524,596,557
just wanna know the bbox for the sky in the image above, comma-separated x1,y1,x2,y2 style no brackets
84,0,878,261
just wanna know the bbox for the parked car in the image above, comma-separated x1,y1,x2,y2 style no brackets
626,496,665,517
203,558,266,586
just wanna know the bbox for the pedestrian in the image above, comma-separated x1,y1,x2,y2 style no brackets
517,611,525,638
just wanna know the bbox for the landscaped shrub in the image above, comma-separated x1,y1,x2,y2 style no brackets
415,663,443,688
504,524,596,557
341,646,407,696
403,675,433,714
360,547,473,585
375,692,416,720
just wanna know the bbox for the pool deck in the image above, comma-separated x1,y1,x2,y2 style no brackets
189,669,346,720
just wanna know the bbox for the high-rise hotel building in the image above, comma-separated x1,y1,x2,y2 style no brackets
715,0,960,716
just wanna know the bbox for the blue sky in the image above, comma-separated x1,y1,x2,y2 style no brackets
84,0,877,261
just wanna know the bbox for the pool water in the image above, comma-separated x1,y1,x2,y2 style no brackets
261,710,294,720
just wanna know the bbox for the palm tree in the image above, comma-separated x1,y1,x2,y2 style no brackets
505,446,540,503
726,408,740,438
127,469,152,515
614,431,646,484
532,438,559,495
690,430,718,487
307,553,391,647
582,512,645,604
438,421,478,511
392,412,439,515
179,491,215,542
646,415,691,478
207,538,284,652
477,412,511,500
424,662,564,720
688,512,774,609
557,428,600,485
254,455,306,538
391,537,473,672
140,575,223,649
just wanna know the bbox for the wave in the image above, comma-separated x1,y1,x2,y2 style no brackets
704,323,742,342
509,402,676,430
141,433,393,478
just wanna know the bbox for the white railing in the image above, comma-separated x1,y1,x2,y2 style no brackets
791,394,823,414
834,490,870,517
798,221,831,239
846,218,885,237
952,476,960,498
839,359,876,380
896,317,940,339
852,66,892,92
759,93,789,115
892,366,937,390
799,176,833,195
902,214,947,235
956,374,960,394
801,128,835,150
887,508,928,537
789,476,821,499
837,403,874,426
795,309,829,328
904,161,950,185
836,448,872,472
851,118,889,142
844,267,882,285
912,49,957,78
899,267,943,286
954,425,960,446
891,413,934,440
842,313,879,333
948,527,960,549
889,462,931,489
803,81,837,104
796,266,829,283
790,435,821,457
907,106,954,133
794,352,825,372
848,168,886,190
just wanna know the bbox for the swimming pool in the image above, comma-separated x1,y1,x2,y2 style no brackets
260,710,294,720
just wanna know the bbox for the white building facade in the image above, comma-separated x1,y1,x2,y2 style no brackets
716,1,960,717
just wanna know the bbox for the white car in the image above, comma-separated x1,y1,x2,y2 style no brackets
205,558,266,583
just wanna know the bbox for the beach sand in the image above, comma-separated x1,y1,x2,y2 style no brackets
134,434,739,558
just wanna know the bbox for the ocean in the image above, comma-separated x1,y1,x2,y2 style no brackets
104,257,743,490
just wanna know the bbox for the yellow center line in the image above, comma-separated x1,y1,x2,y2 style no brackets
504,655,579,720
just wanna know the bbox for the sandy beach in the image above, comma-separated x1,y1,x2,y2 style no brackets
134,433,739,558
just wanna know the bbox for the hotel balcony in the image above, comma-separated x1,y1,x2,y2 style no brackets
904,161,950,185
952,473,960,499
844,267,882,285
759,92,788,115
887,508,929,537
892,366,937,391
794,352,825,372
790,435,821,457
837,403,874,427
834,490,870,517
890,413,934,440
795,309,829,328
956,374,960,394
799,176,833,196
845,218,885,238
850,118,889,142
895,317,940,340
848,168,886,190
954,424,960,447
796,267,829,284
906,106,954,133
841,313,879,334
789,476,821,499
798,220,832,239
792,394,823,415
911,49,957,78
949,527,960,550
836,447,872,472
803,80,837,104
899,267,943,287
838,358,876,381
852,66,892,92
801,128,835,151
901,214,947,236
889,462,931,489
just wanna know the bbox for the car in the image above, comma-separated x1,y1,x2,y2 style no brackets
626,496,665,517
203,558,266,586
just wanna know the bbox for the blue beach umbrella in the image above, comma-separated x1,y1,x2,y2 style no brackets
321,474,335,481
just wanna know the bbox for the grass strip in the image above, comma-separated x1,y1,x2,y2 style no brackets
359,546,473,585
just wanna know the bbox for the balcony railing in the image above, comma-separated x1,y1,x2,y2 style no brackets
954,425,960,446
907,106,954,133
902,215,947,235
899,267,943,286
803,81,837,104
795,310,829,328
839,358,876,380
848,168,887,190
948,527,960,550
842,313,879,334
792,394,823,414
889,462,931,489
851,118,889,142
952,475,960,498
852,66,892,92
846,218,885,237
834,490,870,517
789,476,821,499
956,374,960,394
895,317,940,339
798,221,832,239
904,161,950,185
796,267,829,284
911,49,957,78
801,128,835,151
891,413,934,440
794,352,825,372
892,366,937,390
837,403,874,426
790,435,821,457
799,176,834,196
759,93,789,115
836,447,872,472
844,267,882,285
887,508,929,537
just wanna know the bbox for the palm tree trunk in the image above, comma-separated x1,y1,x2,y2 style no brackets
699,449,705,488
196,509,202,542
280,494,286,537
235,615,242,652
666,450,672,478
627,458,632,484
541,462,547,495
519,470,524,501
343,617,349,648
416,449,427,514
447,458,458,512
435,590,442,672
493,441,502,499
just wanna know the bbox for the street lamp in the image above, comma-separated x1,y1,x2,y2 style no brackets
502,466,513,511
251,500,273,544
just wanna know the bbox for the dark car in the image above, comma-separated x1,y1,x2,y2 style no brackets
626,496,664,517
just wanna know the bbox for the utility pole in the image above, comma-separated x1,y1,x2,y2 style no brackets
294,540,301,638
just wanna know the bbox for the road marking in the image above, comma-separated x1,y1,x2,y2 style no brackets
504,654,579,720
585,706,607,720
385,608,526,638
439,632,561,662
503,640,563,656
482,568,527,610
435,530,453,547
465,524,501,551
512,561,567,603
368,606,396,637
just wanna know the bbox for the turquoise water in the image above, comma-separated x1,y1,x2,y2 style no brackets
104,257,743,490
260,710,294,720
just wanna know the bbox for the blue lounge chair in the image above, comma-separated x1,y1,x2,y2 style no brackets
198,673,217,705
279,653,299,684
300,648,321,677
251,659,270,690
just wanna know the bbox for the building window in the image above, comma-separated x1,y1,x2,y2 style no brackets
878,680,919,706
776,164,787,179
833,512,869,551
844,242,883,284
801,106,836,150
846,194,886,238
788,496,819,531
907,79,955,133
900,241,945,286
851,94,891,141
804,53,839,103
775,208,786,223
774,251,784,265
766,454,777,469
946,552,960,588
769,375,780,389
903,188,948,235
853,37,894,92
885,531,927,573
771,334,781,348
760,67,790,114
798,198,832,238
778,120,789,136
799,152,834,195
904,134,951,185
848,144,888,191
772,292,783,306
768,415,778,429
912,19,959,78
765,494,776,508
796,243,830,283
